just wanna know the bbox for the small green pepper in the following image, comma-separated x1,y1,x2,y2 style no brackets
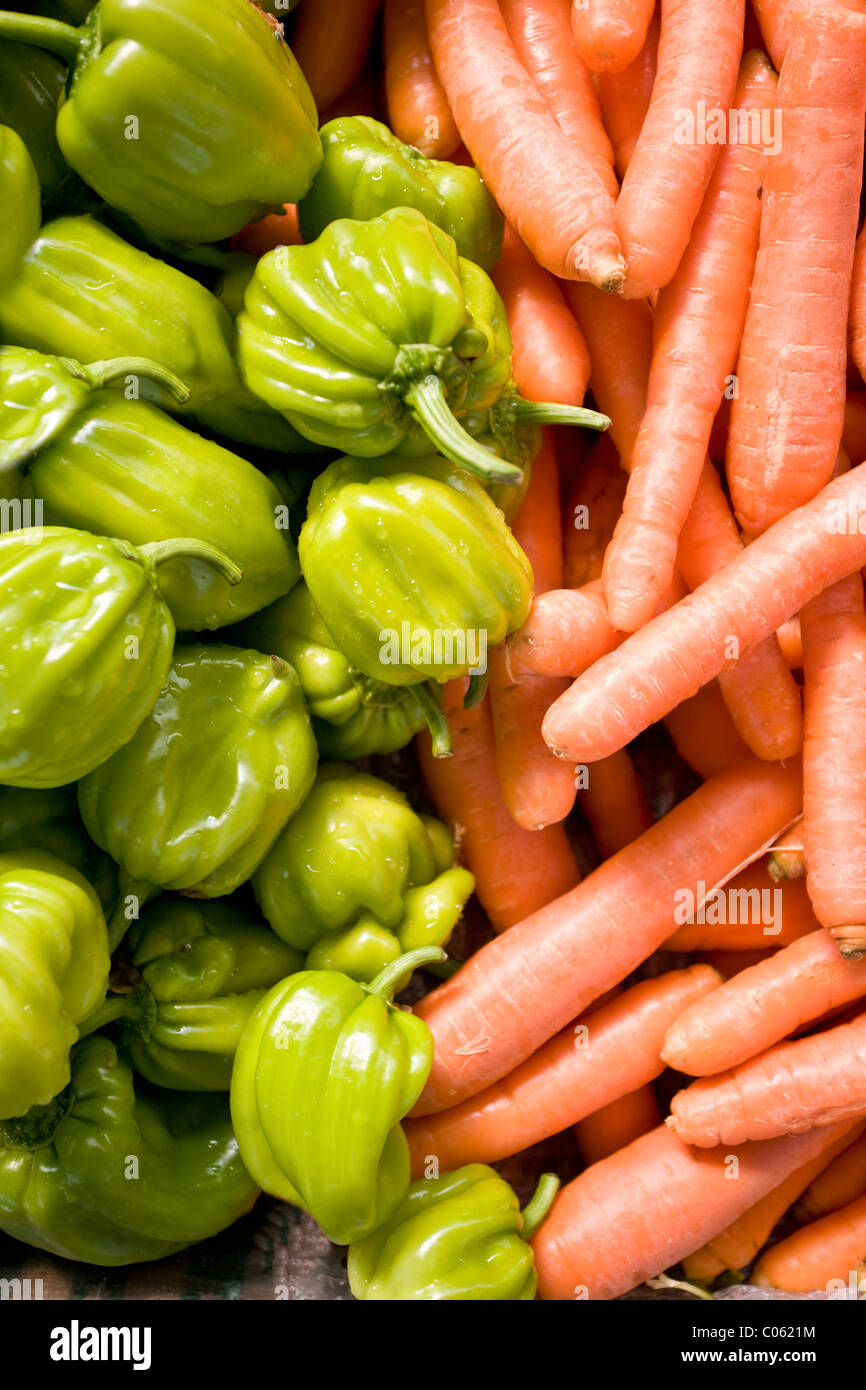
82,898,302,1090
0,850,109,1119
298,117,504,270
252,764,473,980
78,644,318,916
0,527,240,788
348,1166,560,1301
0,1034,258,1265
0,0,322,244
0,124,40,286
0,46,82,207
0,786,116,911
234,581,452,758
299,453,533,686
27,390,301,631
230,946,442,1245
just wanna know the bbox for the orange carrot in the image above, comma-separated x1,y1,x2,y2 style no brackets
662,682,750,780
492,225,591,408
231,204,301,257
574,1084,661,1166
383,0,459,157
726,9,866,536
796,1131,866,1223
595,6,659,179
663,930,866,1077
318,64,383,124
417,679,579,932
753,1192,866,1293
661,866,819,953
668,1008,866,1147
542,465,866,765
489,433,577,829
752,0,866,70
570,0,656,74
580,748,652,858
531,1122,853,1299
843,391,866,465
508,580,627,679
501,0,618,194
801,574,866,958
616,0,745,300
291,0,382,112
603,54,776,630
768,815,805,880
696,947,781,978
406,966,721,1172
563,434,626,589
563,284,653,468
413,754,802,1115
675,463,803,762
682,1124,862,1281
426,0,625,286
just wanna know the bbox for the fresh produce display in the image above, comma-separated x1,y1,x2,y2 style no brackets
3,0,866,1320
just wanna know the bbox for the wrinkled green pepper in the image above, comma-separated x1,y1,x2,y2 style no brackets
0,0,322,243
299,453,533,685
0,1034,258,1265
234,581,451,758
348,1166,560,1301
238,207,606,480
26,390,301,631
0,44,82,206
298,117,504,271
0,124,40,286
0,849,109,1119
252,764,473,981
0,786,116,910
231,946,442,1245
82,898,302,1091
0,162,304,449
78,644,318,914
0,527,240,788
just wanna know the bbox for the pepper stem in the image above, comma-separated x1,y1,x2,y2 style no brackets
76,991,143,1039
520,1173,560,1241
81,357,191,404
498,398,610,432
0,12,83,64
366,946,446,1001
404,375,523,485
414,681,452,759
138,538,244,587
463,669,489,710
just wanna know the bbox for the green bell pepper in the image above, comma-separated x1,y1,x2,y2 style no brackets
0,1034,258,1265
348,1166,560,1301
81,898,302,1091
0,849,109,1119
238,206,606,481
234,581,452,758
0,785,117,911
0,124,40,286
298,117,504,271
0,45,83,207
0,0,322,244
78,643,318,917
230,946,442,1245
252,764,473,983
0,527,240,789
0,201,305,450
26,390,300,631
299,453,533,686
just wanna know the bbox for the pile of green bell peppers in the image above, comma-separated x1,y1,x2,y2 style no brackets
0,16,612,1293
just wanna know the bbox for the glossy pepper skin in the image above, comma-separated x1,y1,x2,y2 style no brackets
298,117,504,271
0,204,304,449
0,45,83,207
78,644,318,901
0,527,240,788
231,947,441,1245
234,582,451,759
0,124,40,286
0,1034,258,1265
348,1166,560,1301
0,850,109,1120
252,765,473,981
0,786,116,911
0,0,322,244
299,453,534,686
28,392,300,631
86,898,302,1091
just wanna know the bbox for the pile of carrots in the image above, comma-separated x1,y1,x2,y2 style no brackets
269,0,866,1299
